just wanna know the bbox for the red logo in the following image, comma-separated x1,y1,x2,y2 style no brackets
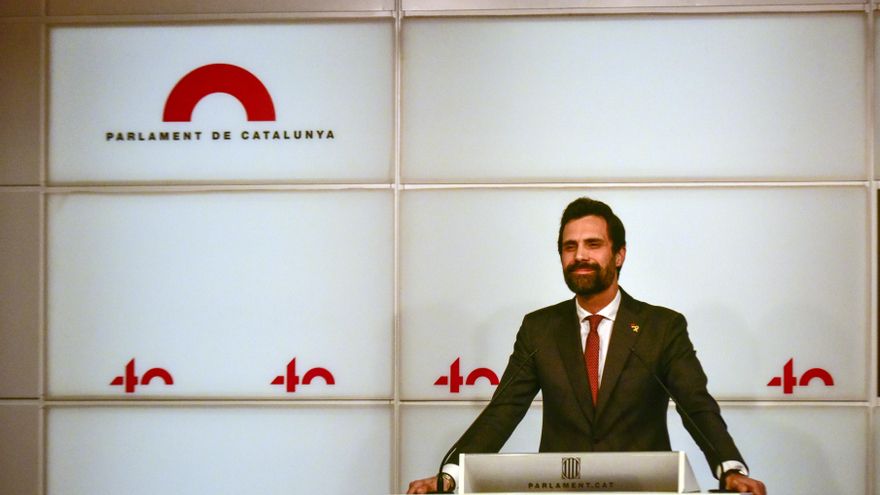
109,358,174,393
106,63,336,143
271,358,335,393
767,358,834,394
434,358,499,393
163,63,276,122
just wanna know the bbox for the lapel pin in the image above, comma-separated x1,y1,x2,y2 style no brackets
630,323,639,333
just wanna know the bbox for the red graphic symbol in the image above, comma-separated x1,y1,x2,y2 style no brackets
767,358,834,394
271,358,335,393
434,357,499,393
163,63,276,122
109,358,174,394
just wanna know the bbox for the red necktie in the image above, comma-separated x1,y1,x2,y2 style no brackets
584,314,603,405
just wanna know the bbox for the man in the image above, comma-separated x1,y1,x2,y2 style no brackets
408,197,766,494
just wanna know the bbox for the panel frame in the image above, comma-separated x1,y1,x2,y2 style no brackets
0,190,43,398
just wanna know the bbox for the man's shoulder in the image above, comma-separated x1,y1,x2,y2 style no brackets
620,289,685,323
523,298,574,322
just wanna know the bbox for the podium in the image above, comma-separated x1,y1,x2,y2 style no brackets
458,451,701,493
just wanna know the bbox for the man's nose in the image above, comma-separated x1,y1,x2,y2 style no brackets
574,244,589,261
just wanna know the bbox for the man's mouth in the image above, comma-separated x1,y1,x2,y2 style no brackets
568,263,598,274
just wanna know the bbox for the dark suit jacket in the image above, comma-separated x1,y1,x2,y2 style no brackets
453,289,745,475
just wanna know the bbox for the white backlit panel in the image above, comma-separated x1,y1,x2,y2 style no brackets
400,188,867,400
399,404,542,493
403,15,864,181
47,406,391,494
49,23,393,183
400,404,866,494
48,191,393,397
669,405,866,494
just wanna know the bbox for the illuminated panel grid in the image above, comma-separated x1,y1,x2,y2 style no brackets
3,7,872,495
402,14,865,182
48,191,394,398
49,22,394,184
47,406,393,495
669,406,868,493
399,404,544,490
399,405,868,493
400,188,868,401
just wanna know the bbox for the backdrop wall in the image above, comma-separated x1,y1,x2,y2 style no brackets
0,1,876,493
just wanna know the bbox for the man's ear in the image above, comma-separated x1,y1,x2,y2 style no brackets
615,246,626,268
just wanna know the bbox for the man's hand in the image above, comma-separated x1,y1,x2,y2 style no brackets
724,472,766,495
407,476,437,494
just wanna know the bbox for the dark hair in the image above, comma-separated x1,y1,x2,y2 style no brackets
556,197,626,254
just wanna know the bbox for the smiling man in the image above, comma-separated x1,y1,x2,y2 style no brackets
408,197,766,495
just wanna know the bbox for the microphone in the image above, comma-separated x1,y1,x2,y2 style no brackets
627,345,735,493
433,348,538,493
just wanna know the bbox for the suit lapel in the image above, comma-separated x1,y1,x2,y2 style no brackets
555,298,596,423
595,290,641,419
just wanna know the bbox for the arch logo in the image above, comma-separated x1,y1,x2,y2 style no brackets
163,64,276,122
105,63,335,144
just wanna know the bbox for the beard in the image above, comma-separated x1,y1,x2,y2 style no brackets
563,260,617,296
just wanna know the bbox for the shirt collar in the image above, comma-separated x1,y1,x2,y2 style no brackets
575,288,622,323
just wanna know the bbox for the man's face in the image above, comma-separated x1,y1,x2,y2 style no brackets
560,215,625,297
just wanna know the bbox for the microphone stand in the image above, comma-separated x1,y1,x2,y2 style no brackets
432,348,538,493
628,346,736,493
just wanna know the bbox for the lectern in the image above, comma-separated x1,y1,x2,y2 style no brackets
459,451,700,493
